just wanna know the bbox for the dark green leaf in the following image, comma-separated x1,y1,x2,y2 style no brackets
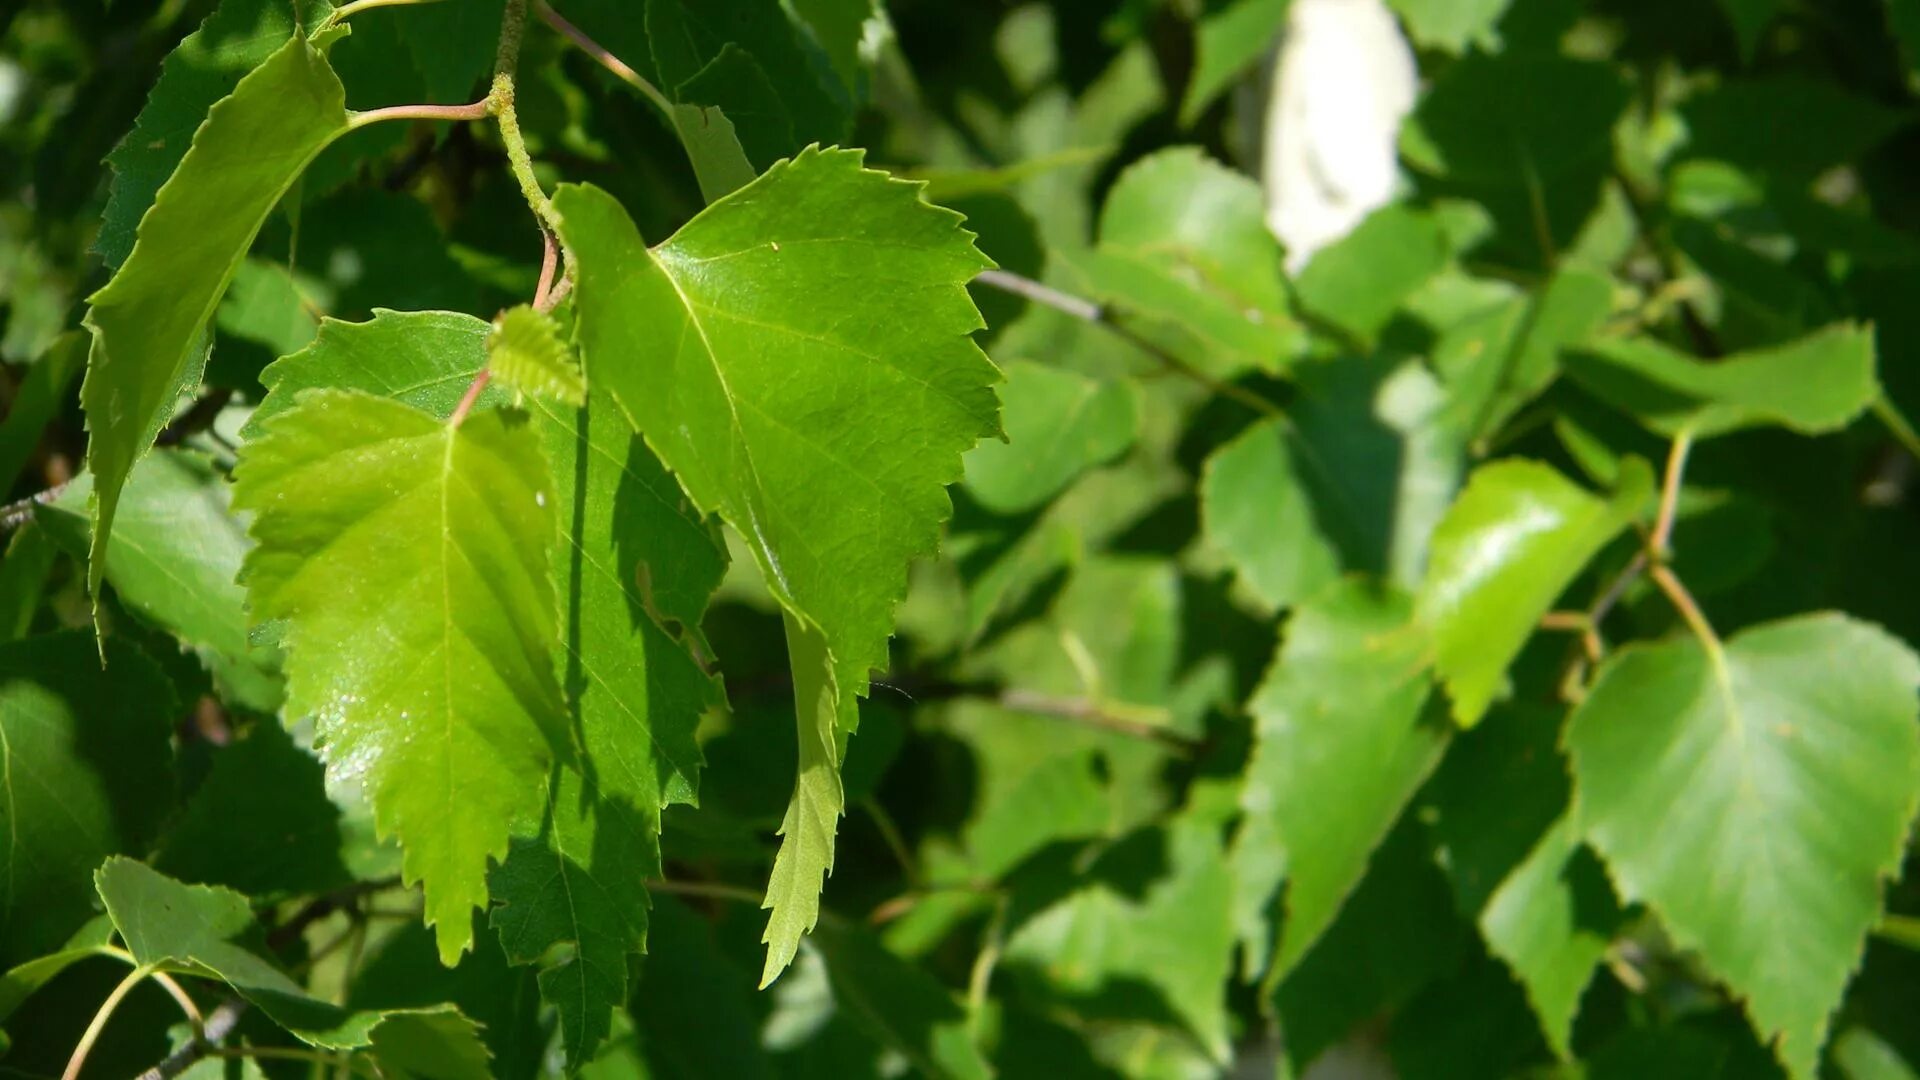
0,634,175,966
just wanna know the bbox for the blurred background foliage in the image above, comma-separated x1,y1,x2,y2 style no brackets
7,0,1920,1077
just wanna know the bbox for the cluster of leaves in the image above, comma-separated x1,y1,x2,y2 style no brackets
5,0,1920,1076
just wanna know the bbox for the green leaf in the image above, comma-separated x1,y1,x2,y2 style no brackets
1480,816,1619,1058
1198,417,1340,612
488,305,586,407
0,527,57,643
1565,323,1879,440
0,332,84,492
552,148,999,982
1679,77,1905,181
1418,458,1652,728
760,611,851,987
248,308,725,1050
1433,267,1614,447
1388,0,1514,53
629,896,774,1079
962,361,1137,515
232,389,570,965
1064,147,1300,376
789,0,882,97
1294,204,1452,345
1005,801,1238,1062
154,720,352,899
664,103,761,205
813,919,994,1080
1717,0,1783,59
1401,57,1629,186
96,856,376,1045
935,701,1114,882
1419,706,1619,1059
249,310,508,438
491,389,726,1064
83,33,350,607
1270,356,1464,590
392,0,506,102
1566,615,1920,1079
365,1007,494,1080
1272,821,1470,1071
97,858,494,1058
216,258,321,364
39,450,271,691
1234,581,1448,984
0,634,175,967
97,0,326,268
1833,1028,1920,1080
645,0,852,168
1181,0,1291,125
0,919,115,1023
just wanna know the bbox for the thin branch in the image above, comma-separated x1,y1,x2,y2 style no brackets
860,797,920,888
645,878,766,906
135,998,248,1080
64,966,149,1080
1590,550,1650,631
973,269,1285,420
997,688,1195,750
1650,430,1693,559
448,370,494,429
1873,395,1920,463
266,876,404,950
868,882,994,925
534,231,560,312
0,481,69,532
202,1047,379,1079
150,972,205,1035
536,1,675,115
542,272,575,312
1651,563,1722,658
345,99,492,130
322,0,443,26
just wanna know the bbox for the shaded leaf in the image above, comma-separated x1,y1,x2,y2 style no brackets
1234,581,1447,983
39,450,277,705
97,0,326,267
154,720,351,900
491,388,725,1065
962,362,1137,515
1294,204,1451,344
814,919,993,1080
0,635,174,966
1181,0,1291,125
1565,323,1878,439
1199,417,1340,612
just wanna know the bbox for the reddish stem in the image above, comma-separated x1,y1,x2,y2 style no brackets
448,370,493,429
533,231,559,311
347,99,492,130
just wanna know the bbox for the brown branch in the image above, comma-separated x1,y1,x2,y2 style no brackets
973,269,1285,420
